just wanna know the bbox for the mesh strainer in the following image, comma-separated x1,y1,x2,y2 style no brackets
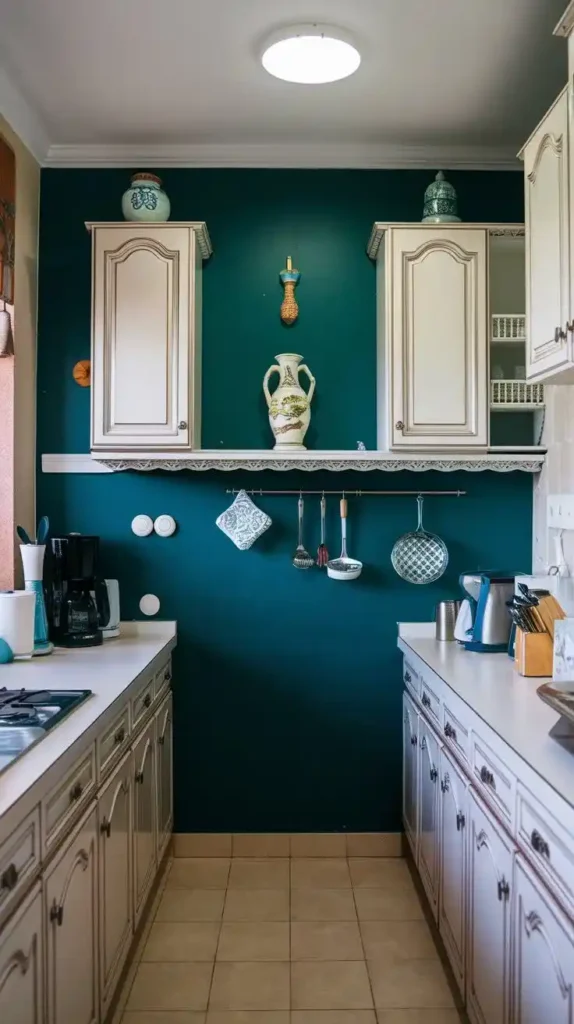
391,495,448,585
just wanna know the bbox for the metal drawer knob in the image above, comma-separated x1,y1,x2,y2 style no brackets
531,829,550,858
444,721,457,742
421,693,431,709
404,671,412,683
395,420,405,431
114,727,126,745
479,765,495,789
143,694,152,709
1,863,19,891
69,782,83,803
178,420,188,430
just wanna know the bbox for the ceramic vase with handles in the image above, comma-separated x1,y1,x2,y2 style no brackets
121,172,171,222
263,353,315,450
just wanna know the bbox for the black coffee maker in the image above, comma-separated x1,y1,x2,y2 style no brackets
48,534,109,647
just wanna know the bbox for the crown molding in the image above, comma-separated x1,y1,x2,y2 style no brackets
0,63,50,163
44,140,522,170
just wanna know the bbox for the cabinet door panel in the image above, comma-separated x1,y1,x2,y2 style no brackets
467,790,512,1024
402,690,419,856
133,718,157,926
417,717,440,917
524,87,571,380
0,884,43,1024
45,805,98,1024
155,692,173,862
99,751,132,1016
92,225,191,449
513,855,574,1024
439,746,467,995
391,227,487,447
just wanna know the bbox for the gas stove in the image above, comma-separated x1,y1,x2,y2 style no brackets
0,688,92,774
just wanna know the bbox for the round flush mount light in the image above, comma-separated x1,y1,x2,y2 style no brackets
261,24,361,85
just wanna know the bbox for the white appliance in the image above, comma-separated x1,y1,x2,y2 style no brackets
101,579,120,639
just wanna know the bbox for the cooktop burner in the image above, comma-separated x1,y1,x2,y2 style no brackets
0,688,92,772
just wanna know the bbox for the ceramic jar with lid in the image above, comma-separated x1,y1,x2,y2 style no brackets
121,172,171,222
422,171,460,223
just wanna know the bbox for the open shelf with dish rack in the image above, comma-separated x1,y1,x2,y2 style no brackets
489,234,543,445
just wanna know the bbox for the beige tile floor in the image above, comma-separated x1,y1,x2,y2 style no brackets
118,856,464,1024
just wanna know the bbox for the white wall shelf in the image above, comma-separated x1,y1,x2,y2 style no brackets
42,450,546,474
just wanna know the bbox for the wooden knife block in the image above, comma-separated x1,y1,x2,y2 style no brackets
515,628,553,677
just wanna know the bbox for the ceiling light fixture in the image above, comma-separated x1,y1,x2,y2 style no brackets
261,24,361,85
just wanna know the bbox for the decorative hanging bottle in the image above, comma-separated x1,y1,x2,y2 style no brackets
263,353,315,450
279,256,300,324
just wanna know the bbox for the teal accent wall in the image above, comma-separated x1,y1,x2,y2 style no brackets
37,169,532,832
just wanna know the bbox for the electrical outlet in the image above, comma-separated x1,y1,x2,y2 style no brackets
547,494,574,530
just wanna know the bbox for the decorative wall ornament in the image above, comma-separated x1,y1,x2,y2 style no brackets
121,172,171,222
280,255,300,324
72,359,91,387
263,352,316,450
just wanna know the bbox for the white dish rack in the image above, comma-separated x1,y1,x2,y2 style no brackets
490,380,544,410
492,314,526,342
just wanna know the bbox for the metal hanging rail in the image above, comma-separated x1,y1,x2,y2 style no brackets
225,489,466,497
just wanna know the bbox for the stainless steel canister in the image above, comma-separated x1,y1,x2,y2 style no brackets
435,600,462,642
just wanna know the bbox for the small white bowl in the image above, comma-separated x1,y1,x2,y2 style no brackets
326,557,363,581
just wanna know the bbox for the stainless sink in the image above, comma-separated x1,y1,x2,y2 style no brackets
0,726,45,773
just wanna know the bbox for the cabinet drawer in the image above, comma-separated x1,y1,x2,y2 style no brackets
97,705,130,779
442,703,469,764
131,677,154,731
419,675,441,727
517,783,574,912
403,659,420,698
470,733,515,825
155,659,172,699
0,806,41,921
43,745,96,851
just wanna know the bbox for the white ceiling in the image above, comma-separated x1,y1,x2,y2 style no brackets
0,0,568,166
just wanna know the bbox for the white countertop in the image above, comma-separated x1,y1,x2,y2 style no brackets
0,621,177,821
398,627,574,808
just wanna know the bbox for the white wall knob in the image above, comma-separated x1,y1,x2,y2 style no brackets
139,594,160,616
154,514,176,538
131,514,154,537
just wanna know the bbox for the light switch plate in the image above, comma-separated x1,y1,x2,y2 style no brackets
547,494,574,530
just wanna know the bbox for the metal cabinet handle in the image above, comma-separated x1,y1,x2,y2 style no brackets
69,782,83,803
430,766,438,783
50,901,64,926
444,721,457,742
158,735,166,746
0,863,19,891
554,326,566,343
531,829,550,858
404,671,412,683
440,776,449,793
410,735,418,746
165,670,172,682
567,321,574,333
421,693,431,709
100,818,111,838
395,420,405,431
479,765,495,789
178,420,188,430
497,878,510,901
456,812,465,831
143,693,152,709
420,736,427,751
135,770,145,784
114,727,126,745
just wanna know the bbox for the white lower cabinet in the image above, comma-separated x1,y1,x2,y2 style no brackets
0,883,43,1024
417,716,440,918
438,746,467,995
512,855,574,1024
98,751,132,1019
45,805,98,1024
132,718,157,927
155,693,173,862
467,789,513,1024
402,691,419,856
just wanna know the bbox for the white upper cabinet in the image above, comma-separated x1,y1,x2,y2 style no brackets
88,222,211,451
521,87,573,382
371,225,488,450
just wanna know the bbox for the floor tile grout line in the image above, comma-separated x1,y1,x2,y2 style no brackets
206,882,226,1010
350,861,377,1013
